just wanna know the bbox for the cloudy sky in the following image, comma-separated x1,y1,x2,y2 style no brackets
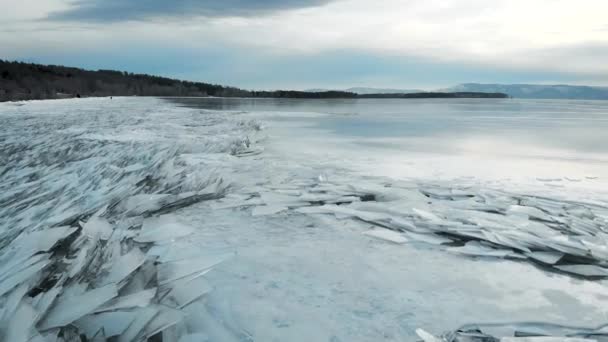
1,0,607,90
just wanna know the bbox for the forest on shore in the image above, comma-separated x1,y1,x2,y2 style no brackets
0,60,507,101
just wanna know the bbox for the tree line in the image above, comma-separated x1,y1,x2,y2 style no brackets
0,60,360,102
0,59,506,102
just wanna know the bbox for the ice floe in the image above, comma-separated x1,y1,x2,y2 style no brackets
420,321,608,341
362,228,409,244
0,192,231,341
248,177,608,280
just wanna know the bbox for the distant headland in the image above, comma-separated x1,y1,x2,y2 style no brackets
0,60,507,102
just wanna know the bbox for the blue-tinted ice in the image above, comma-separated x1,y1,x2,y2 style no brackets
1,97,608,341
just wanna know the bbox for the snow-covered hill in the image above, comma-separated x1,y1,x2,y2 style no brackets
445,83,608,99
306,87,423,94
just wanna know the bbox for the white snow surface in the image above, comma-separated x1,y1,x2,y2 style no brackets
1,97,608,341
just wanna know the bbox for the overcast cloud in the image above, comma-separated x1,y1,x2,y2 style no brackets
47,0,333,21
1,0,606,89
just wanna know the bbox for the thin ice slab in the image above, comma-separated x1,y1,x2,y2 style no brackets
555,265,608,277
135,215,196,243
362,229,409,244
75,311,136,339
38,284,118,331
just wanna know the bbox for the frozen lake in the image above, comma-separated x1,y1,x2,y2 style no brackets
173,97,608,200
1,97,608,341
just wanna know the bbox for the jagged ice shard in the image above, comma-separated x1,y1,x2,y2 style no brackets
0,99,241,341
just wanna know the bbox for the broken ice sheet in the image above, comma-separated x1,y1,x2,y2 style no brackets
119,261,158,296
501,338,597,341
525,251,564,265
0,282,31,325
403,231,453,245
99,247,146,286
412,208,445,222
116,307,159,342
555,264,608,277
94,288,157,313
140,305,184,340
38,283,118,331
209,192,257,207
31,286,63,323
75,311,136,339
362,229,409,244
135,214,196,243
0,257,50,297
67,238,96,279
581,235,608,260
157,252,230,285
1,226,77,264
5,302,39,342
438,321,606,341
259,191,307,207
416,328,442,342
82,217,113,240
323,204,392,222
544,236,590,257
161,275,212,309
447,241,514,258
0,99,268,341
507,205,555,222
252,204,288,216
149,192,227,216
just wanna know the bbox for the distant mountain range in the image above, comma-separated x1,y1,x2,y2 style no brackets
444,83,608,100
307,87,423,95
309,84,608,99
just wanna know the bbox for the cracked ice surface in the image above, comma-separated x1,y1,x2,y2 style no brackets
0,98,259,341
2,97,608,341
184,98,608,341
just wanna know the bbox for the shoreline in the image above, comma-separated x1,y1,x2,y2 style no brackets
0,91,509,103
